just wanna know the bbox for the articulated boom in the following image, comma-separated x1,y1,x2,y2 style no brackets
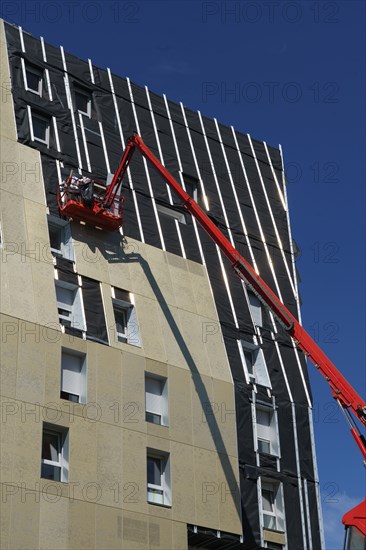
59,133,366,540
117,135,366,453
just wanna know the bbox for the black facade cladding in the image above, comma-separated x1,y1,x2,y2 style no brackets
4,21,322,550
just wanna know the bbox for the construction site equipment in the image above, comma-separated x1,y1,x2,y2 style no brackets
58,133,366,544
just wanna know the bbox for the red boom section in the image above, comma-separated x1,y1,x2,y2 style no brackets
115,135,366,460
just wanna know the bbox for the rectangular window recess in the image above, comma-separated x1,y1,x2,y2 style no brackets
25,64,43,95
112,288,141,347
156,203,187,224
32,112,50,146
60,349,86,404
147,451,171,507
74,87,91,116
145,374,168,427
41,424,69,482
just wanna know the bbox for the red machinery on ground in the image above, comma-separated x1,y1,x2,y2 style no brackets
59,134,366,547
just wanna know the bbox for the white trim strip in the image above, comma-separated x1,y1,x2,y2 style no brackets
52,116,61,153
303,478,313,550
231,127,283,300
107,69,144,242
40,36,53,102
180,103,239,328
27,105,34,141
163,95,205,265
248,134,297,299
214,117,259,272
79,113,91,173
292,343,312,407
180,104,209,211
308,408,325,549
279,144,302,321
127,77,166,250
98,121,111,174
88,58,95,84
18,26,25,53
60,46,82,172
264,142,298,301
145,86,186,259
291,402,309,550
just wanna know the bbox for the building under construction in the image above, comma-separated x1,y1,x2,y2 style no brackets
0,19,324,550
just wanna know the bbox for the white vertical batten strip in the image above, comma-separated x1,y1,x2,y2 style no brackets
263,142,286,209
145,86,186,258
181,104,239,328
248,134,297,298
180,104,209,210
60,46,82,172
231,127,283,301
308,407,326,549
107,69,144,242
78,113,92,173
292,402,309,550
199,114,258,331
263,141,298,299
163,95,205,265
52,116,61,153
87,58,111,174
18,26,25,52
27,105,34,141
127,77,166,250
40,37,53,101
303,478,313,550
279,144,302,321
292,345,312,407
213,117,259,272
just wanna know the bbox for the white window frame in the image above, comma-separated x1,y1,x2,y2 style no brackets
156,203,187,224
256,405,280,457
27,106,50,146
21,59,43,96
41,424,69,483
147,450,171,507
247,290,263,327
60,348,87,404
55,279,86,332
238,338,271,388
111,288,141,347
145,374,168,426
260,479,286,533
74,87,92,117
47,215,74,261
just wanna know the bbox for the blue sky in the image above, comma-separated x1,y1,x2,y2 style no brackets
3,1,365,548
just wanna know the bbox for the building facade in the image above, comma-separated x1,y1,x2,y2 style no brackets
0,20,324,549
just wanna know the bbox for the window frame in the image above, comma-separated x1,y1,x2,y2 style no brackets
28,107,50,146
111,288,141,347
74,86,92,117
55,279,85,333
256,405,280,457
22,59,43,96
60,348,87,404
247,290,263,327
156,203,187,224
147,450,171,507
260,479,285,533
238,339,271,388
41,424,69,483
47,215,73,260
145,373,168,426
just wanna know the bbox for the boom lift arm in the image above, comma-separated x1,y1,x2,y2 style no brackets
60,134,366,541
109,134,366,449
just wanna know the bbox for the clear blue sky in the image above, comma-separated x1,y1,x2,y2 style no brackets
3,1,365,548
